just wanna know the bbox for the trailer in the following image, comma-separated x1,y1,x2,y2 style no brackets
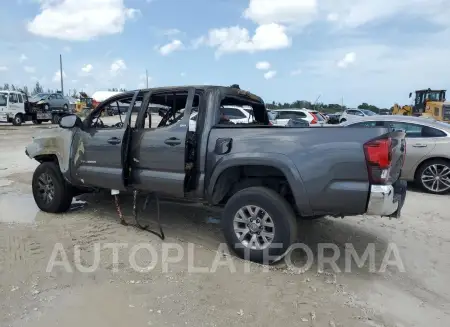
0,90,69,125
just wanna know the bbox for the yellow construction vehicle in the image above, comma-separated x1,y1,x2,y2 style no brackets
393,89,449,122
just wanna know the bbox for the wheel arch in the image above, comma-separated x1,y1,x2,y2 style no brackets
206,154,312,215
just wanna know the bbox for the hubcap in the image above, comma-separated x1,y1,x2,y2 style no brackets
233,205,275,250
37,172,55,204
421,164,450,193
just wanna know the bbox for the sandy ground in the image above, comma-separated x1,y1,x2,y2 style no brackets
0,122,449,327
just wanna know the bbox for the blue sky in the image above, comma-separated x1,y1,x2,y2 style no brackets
1,0,450,108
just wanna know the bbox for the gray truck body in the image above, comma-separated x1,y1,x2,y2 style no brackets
25,86,406,218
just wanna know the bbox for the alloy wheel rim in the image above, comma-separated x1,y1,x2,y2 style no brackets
37,172,55,204
233,205,275,250
421,164,450,193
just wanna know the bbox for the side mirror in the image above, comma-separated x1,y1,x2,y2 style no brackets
59,114,82,129
409,92,412,98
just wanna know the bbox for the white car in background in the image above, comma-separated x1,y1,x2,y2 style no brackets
189,105,254,130
339,108,377,123
271,108,327,126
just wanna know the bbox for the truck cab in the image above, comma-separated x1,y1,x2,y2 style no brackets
0,90,28,125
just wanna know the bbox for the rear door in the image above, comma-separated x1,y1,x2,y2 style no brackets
384,121,436,178
70,91,140,190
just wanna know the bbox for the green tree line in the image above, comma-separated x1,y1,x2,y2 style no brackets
0,82,127,98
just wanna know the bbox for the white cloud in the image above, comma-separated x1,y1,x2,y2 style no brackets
159,40,183,55
19,54,27,62
164,28,181,36
81,64,93,73
110,59,126,76
24,66,36,73
244,0,317,26
0,66,8,71
322,0,450,28
326,13,339,21
27,0,140,41
337,52,356,68
53,70,67,82
200,23,291,56
256,61,271,70
264,70,277,79
290,69,302,75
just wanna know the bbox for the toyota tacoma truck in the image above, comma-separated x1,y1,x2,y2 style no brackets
25,85,407,263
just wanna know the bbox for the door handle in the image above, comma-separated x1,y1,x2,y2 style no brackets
412,144,427,148
164,137,181,146
107,137,121,145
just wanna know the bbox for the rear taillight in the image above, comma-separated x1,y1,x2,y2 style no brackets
364,138,392,184
310,113,318,124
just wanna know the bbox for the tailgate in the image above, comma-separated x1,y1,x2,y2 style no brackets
387,130,406,183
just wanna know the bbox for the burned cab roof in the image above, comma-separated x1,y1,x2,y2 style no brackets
130,85,264,104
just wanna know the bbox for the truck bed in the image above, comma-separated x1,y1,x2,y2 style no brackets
205,125,401,216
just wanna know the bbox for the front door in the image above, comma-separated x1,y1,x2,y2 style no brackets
70,91,140,191
129,88,195,197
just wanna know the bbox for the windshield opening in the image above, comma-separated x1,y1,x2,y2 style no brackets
362,110,376,116
0,93,7,106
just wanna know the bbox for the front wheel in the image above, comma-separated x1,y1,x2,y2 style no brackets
339,118,346,123
32,162,73,213
12,114,23,126
221,186,297,264
416,159,450,194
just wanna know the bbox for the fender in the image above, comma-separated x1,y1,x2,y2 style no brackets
25,128,75,182
206,152,313,216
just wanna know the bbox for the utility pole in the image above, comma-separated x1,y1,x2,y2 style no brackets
60,54,64,95
146,69,149,88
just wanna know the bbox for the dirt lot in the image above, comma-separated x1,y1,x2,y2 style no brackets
0,122,449,327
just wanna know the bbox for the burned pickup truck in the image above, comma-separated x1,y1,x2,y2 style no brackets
25,85,407,263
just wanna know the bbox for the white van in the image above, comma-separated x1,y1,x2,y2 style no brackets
0,90,52,125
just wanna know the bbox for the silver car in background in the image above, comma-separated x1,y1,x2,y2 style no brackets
341,116,450,194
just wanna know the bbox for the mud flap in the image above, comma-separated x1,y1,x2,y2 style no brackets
389,179,407,218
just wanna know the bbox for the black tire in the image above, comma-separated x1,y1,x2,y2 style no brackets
32,119,42,124
339,118,346,123
32,162,73,213
12,114,23,126
221,186,297,264
52,114,61,124
415,159,450,195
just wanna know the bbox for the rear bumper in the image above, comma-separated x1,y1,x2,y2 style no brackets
366,180,407,217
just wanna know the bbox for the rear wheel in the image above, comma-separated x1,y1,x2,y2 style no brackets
32,119,42,124
416,159,450,194
32,162,73,213
52,114,61,124
221,186,297,264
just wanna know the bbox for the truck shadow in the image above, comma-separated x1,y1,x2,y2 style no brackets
71,192,393,279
